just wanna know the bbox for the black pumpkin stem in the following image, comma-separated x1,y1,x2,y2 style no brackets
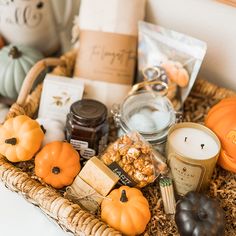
52,167,60,175
198,209,208,220
40,125,46,134
8,46,22,59
120,190,128,202
5,137,17,145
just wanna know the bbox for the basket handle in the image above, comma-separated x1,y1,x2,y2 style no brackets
17,58,65,106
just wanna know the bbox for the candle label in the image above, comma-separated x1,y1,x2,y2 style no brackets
169,154,205,196
74,30,137,85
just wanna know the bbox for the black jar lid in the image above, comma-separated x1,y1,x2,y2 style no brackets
70,99,108,127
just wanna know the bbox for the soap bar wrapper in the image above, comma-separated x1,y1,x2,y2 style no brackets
138,21,207,104
79,156,120,196
100,132,168,188
65,176,103,213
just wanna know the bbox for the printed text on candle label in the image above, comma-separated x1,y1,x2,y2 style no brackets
169,155,205,196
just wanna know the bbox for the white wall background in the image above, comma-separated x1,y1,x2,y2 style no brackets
146,0,236,91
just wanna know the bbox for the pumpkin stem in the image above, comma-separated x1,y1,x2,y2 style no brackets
40,125,46,134
5,138,17,145
198,209,208,220
52,167,61,175
8,46,22,59
120,190,128,202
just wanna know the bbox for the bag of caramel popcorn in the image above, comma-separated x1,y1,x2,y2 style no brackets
100,132,168,188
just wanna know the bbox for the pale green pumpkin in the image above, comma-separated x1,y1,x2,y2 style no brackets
0,45,43,99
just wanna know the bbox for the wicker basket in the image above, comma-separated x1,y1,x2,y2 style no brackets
0,51,235,236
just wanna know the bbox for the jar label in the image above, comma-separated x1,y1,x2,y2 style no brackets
70,139,95,160
169,154,205,196
70,139,88,150
108,162,137,187
80,148,96,160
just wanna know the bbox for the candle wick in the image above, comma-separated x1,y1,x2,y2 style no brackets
184,137,187,142
201,144,205,149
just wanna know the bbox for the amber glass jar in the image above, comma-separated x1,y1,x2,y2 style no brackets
66,99,109,165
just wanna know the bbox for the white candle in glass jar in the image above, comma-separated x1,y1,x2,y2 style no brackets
166,122,221,196
168,127,220,160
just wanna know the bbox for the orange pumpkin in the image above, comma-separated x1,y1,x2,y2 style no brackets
0,115,44,162
205,97,236,173
161,60,189,87
0,35,4,49
101,186,151,235
207,97,236,118
219,150,236,173
35,141,81,188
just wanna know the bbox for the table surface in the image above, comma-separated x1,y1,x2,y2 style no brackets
0,182,71,236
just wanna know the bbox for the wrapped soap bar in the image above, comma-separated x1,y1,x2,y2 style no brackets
100,132,168,188
79,157,119,196
65,176,103,213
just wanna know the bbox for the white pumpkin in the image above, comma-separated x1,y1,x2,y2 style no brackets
36,118,65,146
0,104,9,124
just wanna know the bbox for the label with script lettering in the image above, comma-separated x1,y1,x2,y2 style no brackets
108,162,137,187
169,154,205,196
74,30,137,85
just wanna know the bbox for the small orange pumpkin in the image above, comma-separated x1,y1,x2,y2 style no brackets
35,141,81,188
101,186,151,235
161,60,189,87
205,97,236,173
0,35,4,49
0,115,44,162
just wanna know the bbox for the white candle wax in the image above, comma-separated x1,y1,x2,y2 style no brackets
169,127,220,160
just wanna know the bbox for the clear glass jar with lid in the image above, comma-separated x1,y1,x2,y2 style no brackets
112,79,178,154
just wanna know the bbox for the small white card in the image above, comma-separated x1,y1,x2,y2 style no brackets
38,74,84,124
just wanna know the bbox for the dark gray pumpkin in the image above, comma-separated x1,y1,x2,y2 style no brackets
175,191,225,236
